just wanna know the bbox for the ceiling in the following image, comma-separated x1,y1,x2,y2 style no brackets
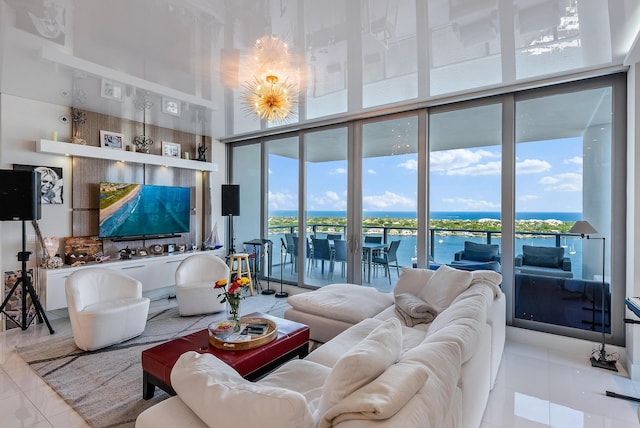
0,0,638,143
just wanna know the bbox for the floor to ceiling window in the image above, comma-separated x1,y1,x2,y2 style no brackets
362,115,418,288
428,102,503,266
513,83,615,338
228,74,626,345
303,127,349,287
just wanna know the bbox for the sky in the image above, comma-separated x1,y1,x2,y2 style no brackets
267,136,587,214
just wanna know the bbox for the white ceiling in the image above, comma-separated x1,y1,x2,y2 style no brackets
0,0,638,142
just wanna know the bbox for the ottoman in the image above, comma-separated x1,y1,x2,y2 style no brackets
284,283,394,343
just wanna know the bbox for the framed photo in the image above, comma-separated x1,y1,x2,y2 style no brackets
100,79,124,102
100,130,125,150
162,97,181,116
162,141,181,158
137,247,149,257
13,164,63,204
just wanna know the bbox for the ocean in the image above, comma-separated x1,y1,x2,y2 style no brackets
270,210,581,222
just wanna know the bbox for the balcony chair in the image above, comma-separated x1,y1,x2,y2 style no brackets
371,240,401,284
450,241,502,272
333,239,348,278
308,238,333,277
65,268,150,351
284,233,298,273
175,253,229,316
515,245,573,278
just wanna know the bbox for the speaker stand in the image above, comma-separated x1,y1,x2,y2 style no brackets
261,241,275,295
0,221,54,334
275,240,288,298
227,214,235,256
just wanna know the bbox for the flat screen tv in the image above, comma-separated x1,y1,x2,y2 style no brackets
99,182,190,239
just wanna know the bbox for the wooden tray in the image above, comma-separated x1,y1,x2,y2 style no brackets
208,317,277,350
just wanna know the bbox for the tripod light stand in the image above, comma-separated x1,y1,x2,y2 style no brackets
568,220,616,371
0,221,54,334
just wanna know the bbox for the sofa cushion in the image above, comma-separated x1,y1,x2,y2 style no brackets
394,268,435,298
463,241,499,262
315,318,402,424
416,265,473,313
318,362,429,428
522,245,564,268
287,283,394,324
171,351,315,428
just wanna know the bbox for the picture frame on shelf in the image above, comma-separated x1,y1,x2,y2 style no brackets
100,79,124,102
100,130,125,150
162,141,181,158
162,97,181,116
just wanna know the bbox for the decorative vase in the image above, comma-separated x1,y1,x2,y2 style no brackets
227,295,241,327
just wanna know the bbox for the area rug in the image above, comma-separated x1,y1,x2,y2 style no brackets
15,295,291,428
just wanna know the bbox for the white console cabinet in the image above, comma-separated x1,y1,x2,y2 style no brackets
38,249,226,310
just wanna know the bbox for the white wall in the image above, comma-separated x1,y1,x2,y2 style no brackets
0,94,72,285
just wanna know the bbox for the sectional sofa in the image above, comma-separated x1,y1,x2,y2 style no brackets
136,265,504,428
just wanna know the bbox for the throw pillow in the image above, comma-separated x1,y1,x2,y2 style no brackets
522,245,564,268
316,318,402,424
416,264,473,313
171,351,315,428
394,293,437,327
463,241,499,262
394,267,435,298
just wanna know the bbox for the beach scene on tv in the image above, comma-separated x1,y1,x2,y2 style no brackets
99,183,190,238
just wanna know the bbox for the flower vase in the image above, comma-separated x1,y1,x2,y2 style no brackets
227,296,241,328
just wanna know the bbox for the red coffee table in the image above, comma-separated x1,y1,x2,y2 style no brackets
141,312,310,399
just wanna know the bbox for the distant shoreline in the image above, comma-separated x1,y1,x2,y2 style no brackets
99,185,141,222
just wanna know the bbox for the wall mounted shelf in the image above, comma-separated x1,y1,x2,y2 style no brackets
37,139,218,172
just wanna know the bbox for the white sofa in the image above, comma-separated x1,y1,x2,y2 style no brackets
136,265,504,428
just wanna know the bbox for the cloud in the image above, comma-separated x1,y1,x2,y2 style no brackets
308,191,347,209
441,197,500,210
564,156,583,165
268,191,296,209
540,172,582,191
363,191,415,210
446,160,501,176
329,167,347,175
367,168,376,174
397,159,418,171
519,194,540,201
516,159,552,174
430,149,484,172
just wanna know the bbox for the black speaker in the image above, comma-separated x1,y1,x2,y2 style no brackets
0,170,41,221
221,184,240,216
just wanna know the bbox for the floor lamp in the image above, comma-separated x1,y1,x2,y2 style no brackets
568,220,617,371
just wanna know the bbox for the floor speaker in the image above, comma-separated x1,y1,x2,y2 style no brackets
222,184,240,216
0,170,41,221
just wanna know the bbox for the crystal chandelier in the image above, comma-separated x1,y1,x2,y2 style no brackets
242,35,297,124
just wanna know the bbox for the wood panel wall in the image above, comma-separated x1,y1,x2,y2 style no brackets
70,110,211,255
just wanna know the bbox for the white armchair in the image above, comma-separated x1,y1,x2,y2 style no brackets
65,268,150,351
175,253,229,316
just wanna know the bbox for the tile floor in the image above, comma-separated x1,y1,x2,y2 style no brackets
0,296,639,428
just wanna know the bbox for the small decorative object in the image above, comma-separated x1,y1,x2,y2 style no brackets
42,237,59,259
42,256,63,269
166,243,176,253
214,277,251,325
100,130,125,150
133,134,153,154
119,247,133,260
137,247,149,257
151,244,164,255
208,319,239,340
162,141,181,158
197,144,207,162
71,108,87,145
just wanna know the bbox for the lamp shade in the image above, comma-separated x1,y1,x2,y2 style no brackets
569,220,598,236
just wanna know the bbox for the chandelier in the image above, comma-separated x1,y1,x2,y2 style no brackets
242,35,297,124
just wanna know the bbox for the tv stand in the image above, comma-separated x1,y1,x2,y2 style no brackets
38,248,225,310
